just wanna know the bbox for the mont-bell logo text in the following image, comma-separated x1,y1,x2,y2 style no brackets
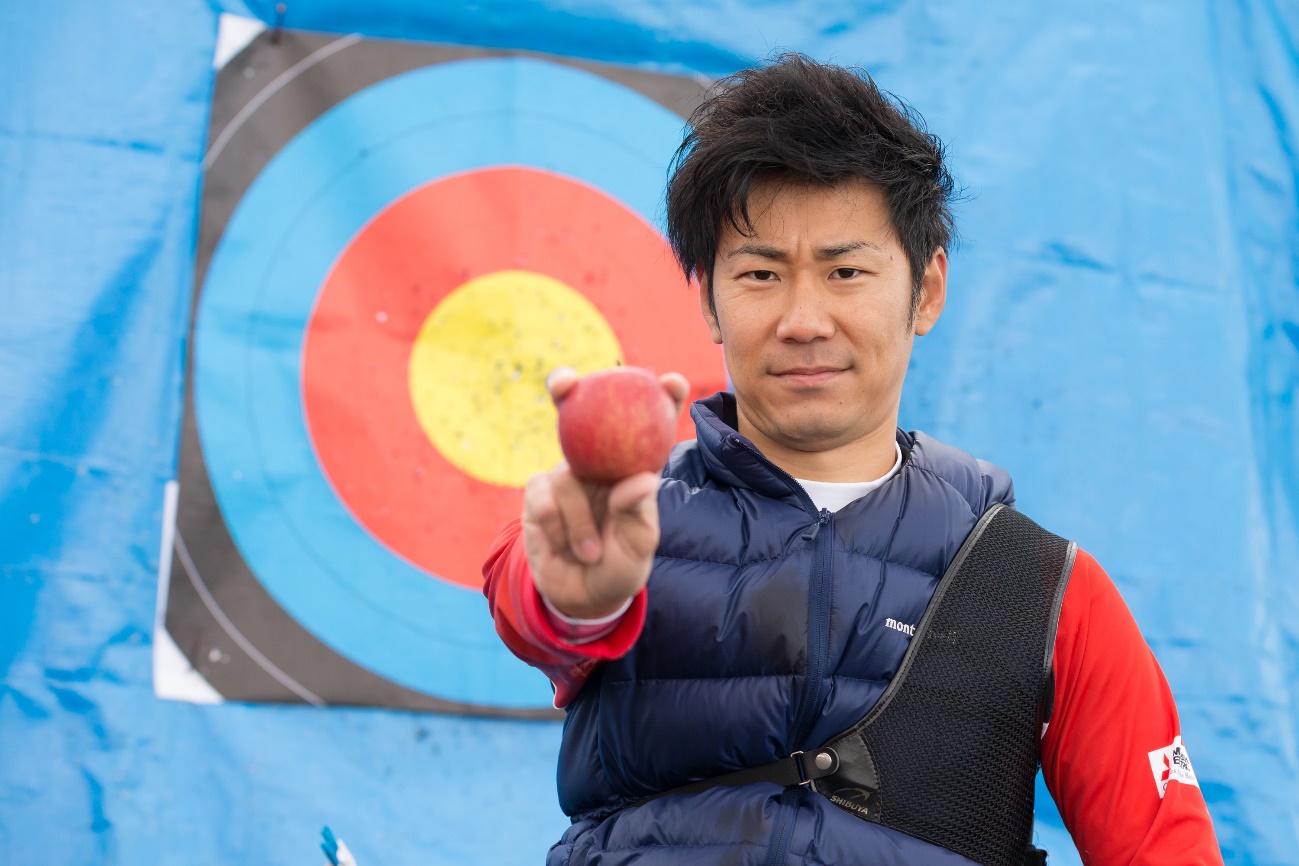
1147,736,1199,798
884,618,915,637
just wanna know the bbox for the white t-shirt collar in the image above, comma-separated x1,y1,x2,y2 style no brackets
794,441,904,513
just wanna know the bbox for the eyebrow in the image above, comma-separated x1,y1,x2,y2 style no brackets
725,240,883,261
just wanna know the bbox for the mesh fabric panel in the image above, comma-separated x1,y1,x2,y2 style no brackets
822,506,1072,866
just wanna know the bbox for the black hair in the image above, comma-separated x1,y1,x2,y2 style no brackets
665,53,957,315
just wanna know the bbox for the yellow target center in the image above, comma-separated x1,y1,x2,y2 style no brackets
408,269,623,488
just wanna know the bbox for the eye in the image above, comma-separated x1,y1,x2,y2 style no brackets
746,270,779,282
832,268,862,279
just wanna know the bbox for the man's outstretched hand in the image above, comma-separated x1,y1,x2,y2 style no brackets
522,368,690,620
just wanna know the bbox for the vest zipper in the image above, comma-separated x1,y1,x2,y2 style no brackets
791,507,833,750
801,510,827,541
724,435,836,750
772,509,833,866
763,786,802,866
724,436,834,866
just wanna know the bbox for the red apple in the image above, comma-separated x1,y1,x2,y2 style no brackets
556,367,678,484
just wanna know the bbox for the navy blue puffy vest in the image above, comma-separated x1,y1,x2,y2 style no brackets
549,393,1016,866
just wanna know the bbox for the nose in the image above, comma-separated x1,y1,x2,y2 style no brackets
774,274,835,343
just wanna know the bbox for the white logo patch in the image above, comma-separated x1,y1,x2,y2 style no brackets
1147,736,1199,798
884,618,916,636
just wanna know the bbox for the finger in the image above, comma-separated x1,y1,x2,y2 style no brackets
658,371,691,415
550,465,603,564
522,472,571,554
581,482,611,529
521,519,572,578
546,366,579,403
605,472,661,560
606,471,661,523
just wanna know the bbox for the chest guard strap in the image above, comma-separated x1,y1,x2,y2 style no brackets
811,504,1075,865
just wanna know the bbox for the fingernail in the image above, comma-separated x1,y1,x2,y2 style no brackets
578,539,600,562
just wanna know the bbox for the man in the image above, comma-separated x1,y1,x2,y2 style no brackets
484,55,1222,865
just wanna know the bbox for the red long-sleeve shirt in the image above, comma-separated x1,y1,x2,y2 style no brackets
483,518,1223,866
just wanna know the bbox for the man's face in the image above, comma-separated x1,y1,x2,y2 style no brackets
700,177,946,455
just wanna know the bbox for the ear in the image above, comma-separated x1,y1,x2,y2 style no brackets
697,269,723,344
913,247,948,336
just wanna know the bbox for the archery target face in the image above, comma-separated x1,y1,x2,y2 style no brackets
193,56,725,709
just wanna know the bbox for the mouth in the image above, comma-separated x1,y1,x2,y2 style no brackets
772,366,847,387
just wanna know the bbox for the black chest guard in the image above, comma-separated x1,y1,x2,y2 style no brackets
812,504,1076,865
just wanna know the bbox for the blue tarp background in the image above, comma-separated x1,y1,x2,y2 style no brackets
1,1,1296,863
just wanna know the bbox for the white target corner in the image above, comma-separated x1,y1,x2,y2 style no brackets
153,479,224,705
214,12,267,71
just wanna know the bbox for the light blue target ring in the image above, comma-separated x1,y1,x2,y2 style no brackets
196,57,685,707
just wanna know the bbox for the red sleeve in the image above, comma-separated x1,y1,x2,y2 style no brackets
481,518,648,707
1042,549,1223,865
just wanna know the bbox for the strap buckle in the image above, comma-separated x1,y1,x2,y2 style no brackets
790,748,840,787
790,750,811,786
